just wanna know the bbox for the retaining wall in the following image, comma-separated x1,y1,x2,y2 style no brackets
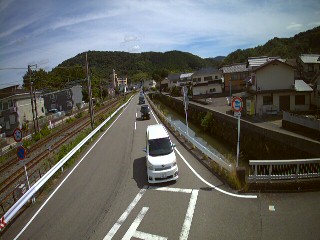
150,93,320,159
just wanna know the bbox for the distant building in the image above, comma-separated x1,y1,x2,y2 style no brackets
178,73,193,87
191,67,223,97
41,85,83,114
297,54,320,83
168,73,180,89
221,63,249,93
0,85,45,136
143,80,156,89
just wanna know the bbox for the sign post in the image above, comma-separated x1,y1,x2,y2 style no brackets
17,146,31,193
183,86,189,135
231,97,243,168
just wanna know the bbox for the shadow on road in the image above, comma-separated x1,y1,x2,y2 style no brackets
133,157,148,188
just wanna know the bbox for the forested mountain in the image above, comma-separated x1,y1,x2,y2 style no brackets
58,50,219,82
222,26,320,64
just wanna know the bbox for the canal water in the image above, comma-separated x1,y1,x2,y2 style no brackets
152,99,245,167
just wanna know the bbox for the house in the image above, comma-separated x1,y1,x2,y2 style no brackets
143,80,156,89
221,63,249,94
178,73,193,87
42,85,83,115
246,59,312,115
297,54,320,83
0,85,45,136
168,73,181,89
191,67,223,97
160,78,169,91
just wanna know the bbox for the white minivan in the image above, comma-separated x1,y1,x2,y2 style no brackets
145,124,179,183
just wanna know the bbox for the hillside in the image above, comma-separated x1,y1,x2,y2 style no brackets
222,26,320,65
58,50,221,81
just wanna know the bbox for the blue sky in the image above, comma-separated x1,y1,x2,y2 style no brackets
0,0,319,88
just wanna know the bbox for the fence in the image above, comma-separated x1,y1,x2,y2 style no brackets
0,95,134,232
283,111,320,131
248,158,320,182
146,95,233,172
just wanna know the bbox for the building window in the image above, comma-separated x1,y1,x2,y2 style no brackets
210,88,216,93
240,72,249,79
214,75,218,79
3,101,8,110
308,64,314,72
263,96,273,105
295,95,305,105
204,76,213,81
9,114,16,124
231,73,238,80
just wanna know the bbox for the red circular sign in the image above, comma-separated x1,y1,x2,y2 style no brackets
13,128,23,142
231,97,243,112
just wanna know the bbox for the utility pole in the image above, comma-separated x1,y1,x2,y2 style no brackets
33,87,40,132
28,65,37,134
86,52,94,130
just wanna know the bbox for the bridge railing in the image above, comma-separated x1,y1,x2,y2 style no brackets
248,158,320,182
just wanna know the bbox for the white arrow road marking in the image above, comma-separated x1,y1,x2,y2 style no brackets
104,187,147,240
179,190,199,240
122,207,168,240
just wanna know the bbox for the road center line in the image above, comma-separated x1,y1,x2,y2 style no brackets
135,121,136,130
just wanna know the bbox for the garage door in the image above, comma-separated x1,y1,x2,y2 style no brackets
279,95,290,111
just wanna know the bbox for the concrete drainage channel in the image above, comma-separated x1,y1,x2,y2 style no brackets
146,94,320,193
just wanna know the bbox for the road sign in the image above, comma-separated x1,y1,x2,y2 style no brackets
231,97,243,112
234,111,241,117
17,146,26,160
13,128,22,142
0,216,6,230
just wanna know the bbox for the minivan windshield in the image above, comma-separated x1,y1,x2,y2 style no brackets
148,137,173,156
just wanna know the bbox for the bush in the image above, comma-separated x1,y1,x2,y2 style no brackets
201,112,214,132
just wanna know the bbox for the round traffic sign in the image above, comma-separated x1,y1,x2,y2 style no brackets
231,97,243,112
13,128,23,142
17,146,26,160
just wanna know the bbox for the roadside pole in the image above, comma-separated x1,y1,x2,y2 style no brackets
231,97,243,168
183,86,189,135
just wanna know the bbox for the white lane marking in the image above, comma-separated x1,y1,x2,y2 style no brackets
175,148,257,199
134,231,168,240
135,121,136,130
136,112,137,118
104,188,147,240
148,186,192,194
123,207,167,240
150,104,257,199
179,190,199,240
122,207,149,240
13,104,131,240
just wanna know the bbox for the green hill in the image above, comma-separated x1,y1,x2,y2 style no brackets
222,26,320,65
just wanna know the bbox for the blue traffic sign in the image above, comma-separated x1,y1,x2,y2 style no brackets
17,146,26,160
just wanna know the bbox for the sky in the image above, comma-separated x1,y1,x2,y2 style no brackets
0,0,319,88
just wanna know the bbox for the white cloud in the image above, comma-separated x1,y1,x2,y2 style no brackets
286,23,303,30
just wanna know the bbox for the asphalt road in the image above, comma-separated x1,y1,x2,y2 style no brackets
2,94,320,240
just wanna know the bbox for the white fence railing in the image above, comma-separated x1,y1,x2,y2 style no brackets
0,95,133,232
248,158,320,182
147,95,233,172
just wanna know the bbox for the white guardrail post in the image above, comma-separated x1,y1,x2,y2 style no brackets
0,95,134,231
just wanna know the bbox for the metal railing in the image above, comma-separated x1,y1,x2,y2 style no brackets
147,95,233,172
0,95,134,232
248,158,320,182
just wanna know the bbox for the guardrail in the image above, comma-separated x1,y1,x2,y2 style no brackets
146,95,233,172
248,158,320,182
0,95,133,232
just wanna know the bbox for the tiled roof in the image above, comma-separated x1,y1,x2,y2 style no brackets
247,56,284,68
295,80,313,92
253,59,293,72
222,63,248,73
299,54,320,64
168,73,181,80
192,67,221,77
285,59,297,68
180,73,193,78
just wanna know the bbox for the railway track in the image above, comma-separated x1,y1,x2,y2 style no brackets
0,97,122,208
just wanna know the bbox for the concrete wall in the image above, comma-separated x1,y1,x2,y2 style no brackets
151,93,320,159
